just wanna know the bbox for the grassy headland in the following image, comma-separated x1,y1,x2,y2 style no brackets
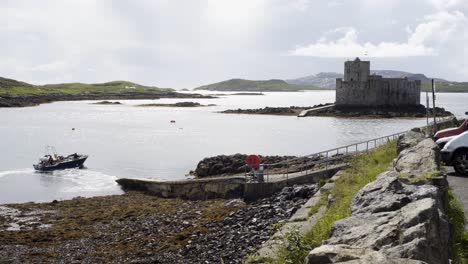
0,77,213,107
0,77,172,96
422,81,468,93
194,79,320,92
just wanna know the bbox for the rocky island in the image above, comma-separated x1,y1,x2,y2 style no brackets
136,102,215,107
0,77,215,107
93,101,122,105
221,103,453,118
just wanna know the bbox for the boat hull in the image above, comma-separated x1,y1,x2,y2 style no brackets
34,157,88,171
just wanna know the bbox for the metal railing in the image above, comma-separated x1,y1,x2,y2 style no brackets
245,131,406,183
244,115,458,183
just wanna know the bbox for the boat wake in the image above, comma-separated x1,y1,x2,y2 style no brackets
0,168,35,179
46,169,121,193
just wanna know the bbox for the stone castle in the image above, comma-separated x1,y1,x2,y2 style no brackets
336,58,421,107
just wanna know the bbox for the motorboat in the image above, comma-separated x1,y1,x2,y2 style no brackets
33,152,88,171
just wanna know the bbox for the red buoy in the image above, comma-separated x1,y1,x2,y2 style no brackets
246,154,261,170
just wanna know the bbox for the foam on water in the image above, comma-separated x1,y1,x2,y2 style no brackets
0,168,35,179
41,169,119,193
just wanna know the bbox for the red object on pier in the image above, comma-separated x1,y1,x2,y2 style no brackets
246,154,261,169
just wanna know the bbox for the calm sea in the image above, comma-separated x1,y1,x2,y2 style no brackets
0,91,466,203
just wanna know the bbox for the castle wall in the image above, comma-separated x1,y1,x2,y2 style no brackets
336,78,421,107
336,59,421,107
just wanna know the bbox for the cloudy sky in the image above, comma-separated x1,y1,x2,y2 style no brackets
1,0,467,88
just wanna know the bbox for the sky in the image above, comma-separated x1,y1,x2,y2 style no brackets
0,0,467,89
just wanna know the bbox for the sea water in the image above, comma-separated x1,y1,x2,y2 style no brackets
0,91,466,203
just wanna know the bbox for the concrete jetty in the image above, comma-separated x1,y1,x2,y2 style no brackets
116,164,346,201
298,104,335,117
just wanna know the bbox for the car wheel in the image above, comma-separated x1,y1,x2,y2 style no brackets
453,150,468,176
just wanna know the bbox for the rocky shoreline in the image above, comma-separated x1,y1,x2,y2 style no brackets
191,153,334,178
221,103,453,118
0,185,317,263
137,102,216,107
0,92,215,108
93,101,122,105
221,106,318,116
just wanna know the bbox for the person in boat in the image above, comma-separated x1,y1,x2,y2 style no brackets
73,153,78,159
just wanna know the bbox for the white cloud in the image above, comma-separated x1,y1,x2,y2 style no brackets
289,1,467,59
431,0,467,10
289,27,434,58
408,10,466,45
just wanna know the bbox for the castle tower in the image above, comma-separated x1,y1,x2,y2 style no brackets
344,57,370,82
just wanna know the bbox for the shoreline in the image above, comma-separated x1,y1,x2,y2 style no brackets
0,92,216,108
0,186,316,263
220,103,454,118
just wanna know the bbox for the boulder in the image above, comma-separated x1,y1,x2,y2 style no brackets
306,244,427,264
397,131,425,154
350,171,438,215
324,195,448,263
394,139,440,179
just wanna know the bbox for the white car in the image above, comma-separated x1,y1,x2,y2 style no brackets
441,130,468,175
435,135,457,149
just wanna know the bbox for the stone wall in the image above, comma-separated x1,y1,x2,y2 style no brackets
336,78,421,107
306,132,450,264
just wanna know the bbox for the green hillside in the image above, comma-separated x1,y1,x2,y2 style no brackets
0,77,172,96
194,79,320,91
422,81,468,93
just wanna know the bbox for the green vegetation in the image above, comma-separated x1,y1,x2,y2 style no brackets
194,79,321,92
269,141,398,263
448,190,468,264
398,170,440,182
422,81,468,93
307,193,328,217
0,77,172,96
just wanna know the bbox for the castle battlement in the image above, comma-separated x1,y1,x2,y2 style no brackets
336,58,421,107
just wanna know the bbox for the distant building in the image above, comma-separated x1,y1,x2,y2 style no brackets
336,58,421,107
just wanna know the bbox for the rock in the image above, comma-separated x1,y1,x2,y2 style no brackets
350,171,438,214
193,154,298,177
93,100,122,105
320,182,335,192
394,139,440,179
397,131,425,154
325,197,448,263
306,244,427,264
224,199,246,208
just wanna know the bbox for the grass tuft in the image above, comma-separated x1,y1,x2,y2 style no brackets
448,190,468,264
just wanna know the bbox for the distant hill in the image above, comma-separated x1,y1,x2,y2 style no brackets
286,70,464,92
194,79,320,91
0,78,173,96
286,72,342,89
